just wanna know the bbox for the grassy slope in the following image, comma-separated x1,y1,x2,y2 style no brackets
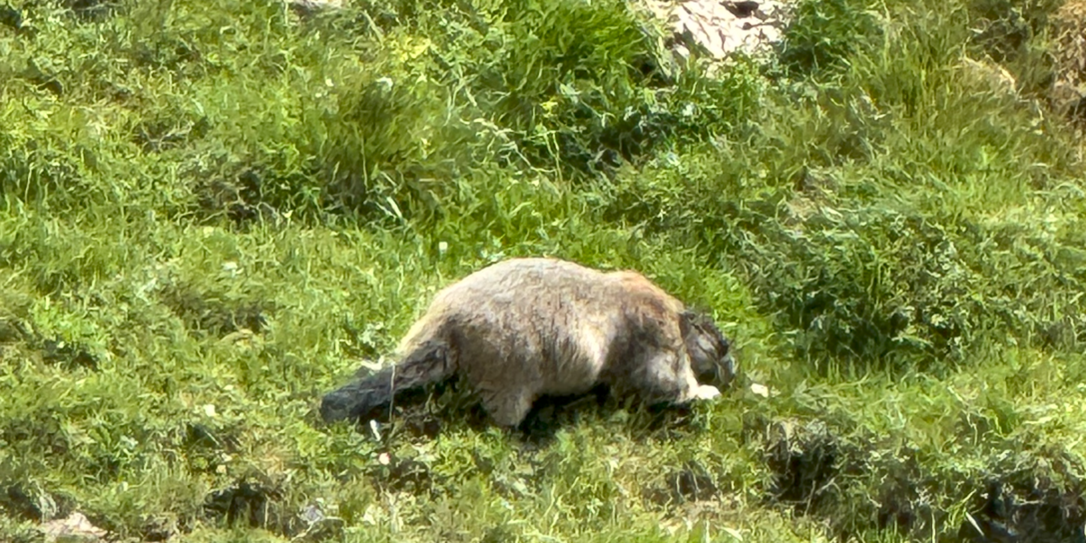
2,0,1086,541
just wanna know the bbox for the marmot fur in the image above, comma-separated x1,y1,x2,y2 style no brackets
320,258,735,428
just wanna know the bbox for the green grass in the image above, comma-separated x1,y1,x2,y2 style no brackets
2,0,1086,541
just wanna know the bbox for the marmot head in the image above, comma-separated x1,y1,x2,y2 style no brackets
680,310,736,388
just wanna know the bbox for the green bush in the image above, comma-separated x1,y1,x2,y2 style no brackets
775,0,883,77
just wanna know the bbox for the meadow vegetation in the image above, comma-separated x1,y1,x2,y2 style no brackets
2,0,1086,541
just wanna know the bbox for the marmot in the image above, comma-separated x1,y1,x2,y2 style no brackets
320,257,736,428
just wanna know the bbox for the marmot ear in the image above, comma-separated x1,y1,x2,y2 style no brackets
679,309,706,336
679,309,694,334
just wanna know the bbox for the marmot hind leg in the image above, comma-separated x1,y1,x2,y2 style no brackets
479,388,535,428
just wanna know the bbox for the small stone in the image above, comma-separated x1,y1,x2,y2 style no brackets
750,383,771,397
640,0,792,64
41,511,107,543
302,503,325,524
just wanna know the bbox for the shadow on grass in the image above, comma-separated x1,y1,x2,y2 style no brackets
313,377,719,449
